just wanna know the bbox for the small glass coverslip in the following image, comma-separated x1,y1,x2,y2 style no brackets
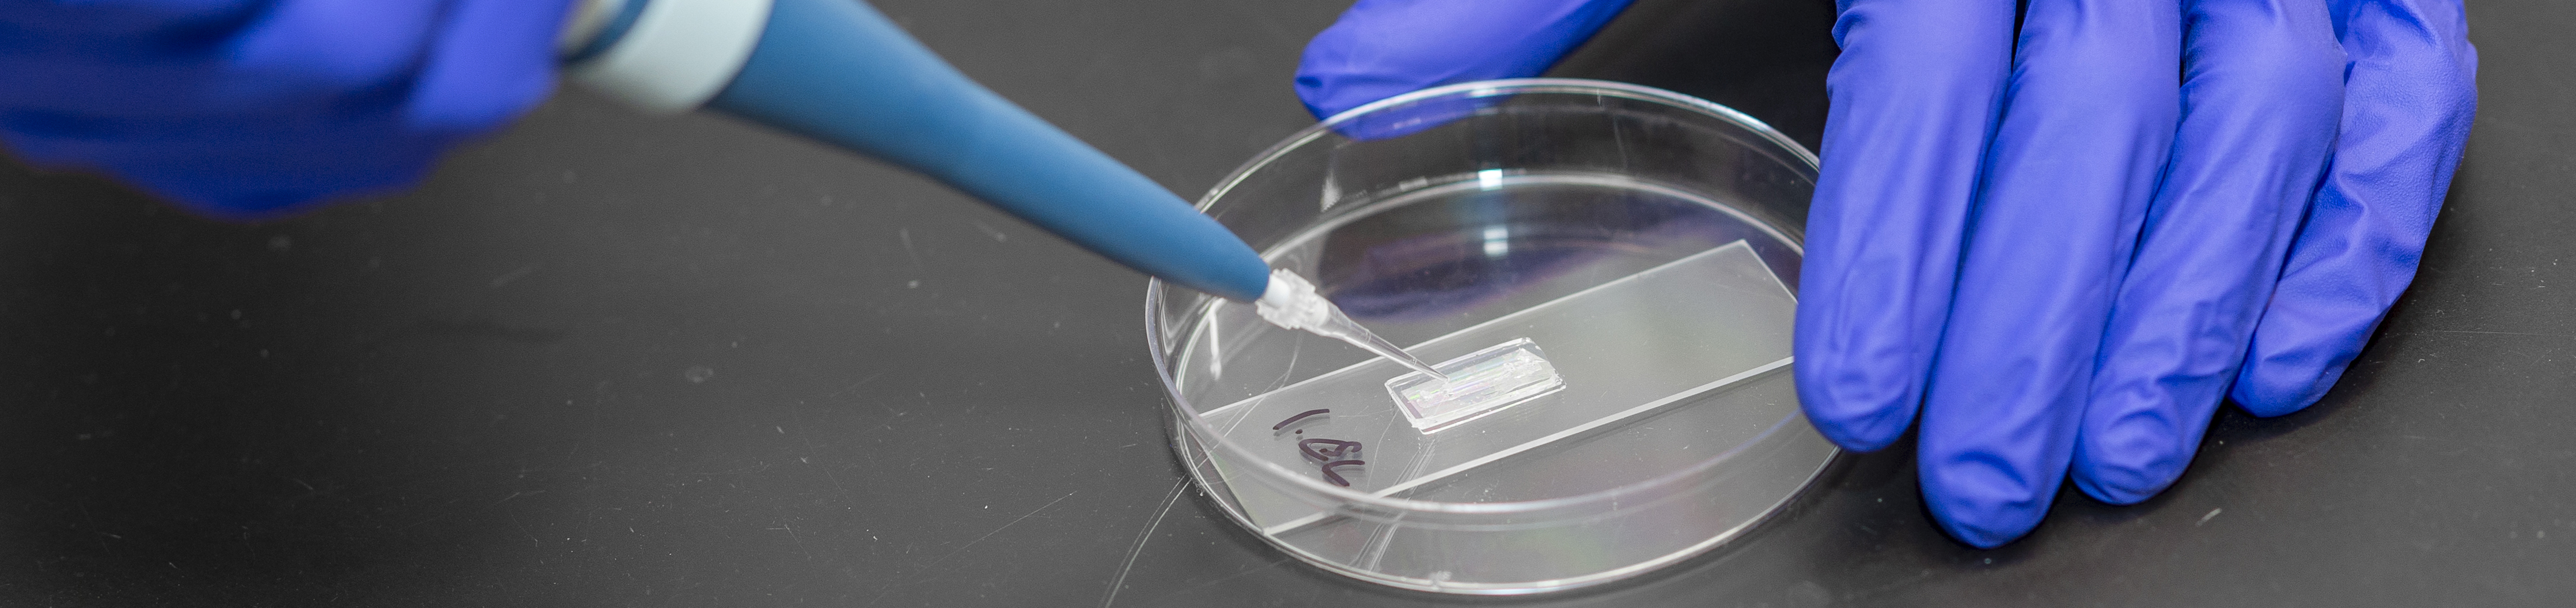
1384,338,1564,432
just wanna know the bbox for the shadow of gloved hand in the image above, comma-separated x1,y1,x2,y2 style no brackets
0,0,571,219
1293,0,2476,547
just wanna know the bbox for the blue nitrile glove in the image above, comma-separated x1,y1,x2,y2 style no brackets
0,0,572,219
1297,0,2476,546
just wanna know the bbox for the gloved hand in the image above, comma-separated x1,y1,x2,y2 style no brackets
0,0,573,219
1297,0,2476,546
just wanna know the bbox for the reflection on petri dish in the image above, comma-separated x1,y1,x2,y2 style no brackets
1149,80,1837,594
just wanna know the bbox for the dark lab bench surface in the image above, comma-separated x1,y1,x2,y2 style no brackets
0,1,2567,606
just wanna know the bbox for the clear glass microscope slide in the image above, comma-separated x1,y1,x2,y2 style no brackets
1194,240,1798,532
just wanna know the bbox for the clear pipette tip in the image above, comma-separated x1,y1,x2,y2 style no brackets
1317,311,1446,380
1252,269,1446,380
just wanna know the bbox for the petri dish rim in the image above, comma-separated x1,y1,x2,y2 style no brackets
1192,78,1821,216
1165,411,1812,595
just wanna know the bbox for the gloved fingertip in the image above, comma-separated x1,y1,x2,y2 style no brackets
2070,458,2178,506
1290,74,1332,119
1290,14,1406,120
2236,381,2339,417
1927,497,2042,549
1804,404,1910,453
1793,350,1925,452
2070,407,2193,505
1794,377,1916,452
2228,370,2335,418
1919,455,2053,549
1293,0,1637,120
1291,64,1392,120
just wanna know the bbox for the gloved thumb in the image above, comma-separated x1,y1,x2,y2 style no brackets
1294,0,1633,119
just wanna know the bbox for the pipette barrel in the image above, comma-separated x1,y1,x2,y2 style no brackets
562,0,1272,301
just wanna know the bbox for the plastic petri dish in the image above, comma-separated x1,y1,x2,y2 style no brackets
1146,79,1836,594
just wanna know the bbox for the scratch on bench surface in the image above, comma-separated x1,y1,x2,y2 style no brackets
1101,478,1190,608
926,490,1076,567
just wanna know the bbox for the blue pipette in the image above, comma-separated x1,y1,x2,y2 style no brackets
559,0,1444,378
